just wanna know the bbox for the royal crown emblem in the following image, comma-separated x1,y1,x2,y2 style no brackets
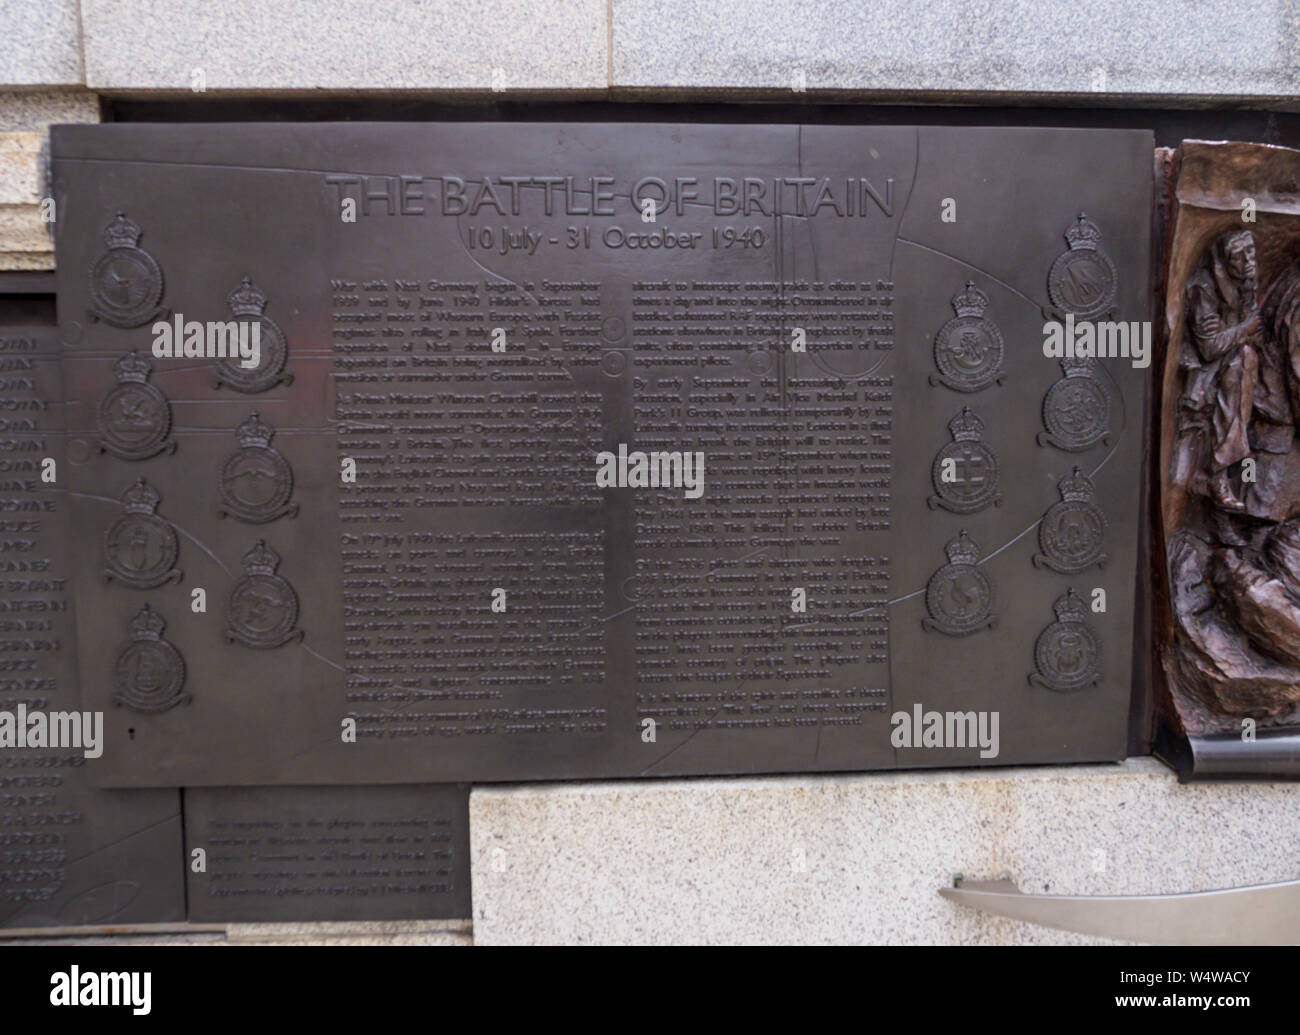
929,406,1002,513
112,604,189,713
218,411,298,523
1046,213,1117,320
1039,354,1112,452
103,478,182,589
213,277,292,393
923,530,997,636
88,211,166,328
930,280,1005,393
1034,466,1108,573
1029,588,1102,693
226,540,303,649
96,350,176,460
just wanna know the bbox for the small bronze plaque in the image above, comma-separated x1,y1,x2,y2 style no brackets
185,784,470,922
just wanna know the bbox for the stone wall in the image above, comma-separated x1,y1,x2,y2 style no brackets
7,0,1300,101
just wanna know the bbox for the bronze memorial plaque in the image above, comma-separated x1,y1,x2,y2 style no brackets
0,326,184,928
50,123,1153,786
185,784,470,922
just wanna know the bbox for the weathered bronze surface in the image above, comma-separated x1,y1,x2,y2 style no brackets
0,325,184,928
1157,140,1300,777
185,784,470,922
50,123,1152,785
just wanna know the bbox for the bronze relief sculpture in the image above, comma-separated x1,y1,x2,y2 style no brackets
1161,141,1300,757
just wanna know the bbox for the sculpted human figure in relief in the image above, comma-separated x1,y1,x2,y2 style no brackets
1168,227,1300,724
1180,230,1292,512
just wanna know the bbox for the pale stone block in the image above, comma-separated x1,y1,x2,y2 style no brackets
0,132,44,205
0,203,52,252
612,0,1300,101
0,90,101,133
82,0,608,91
0,0,85,87
470,760,1300,944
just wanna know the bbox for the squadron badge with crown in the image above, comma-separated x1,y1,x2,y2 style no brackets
1047,213,1117,320
226,540,303,649
923,530,997,636
930,280,1005,393
218,412,299,523
1029,588,1102,693
112,604,188,713
88,210,166,328
214,277,293,393
929,406,1002,513
1039,355,1112,452
103,478,182,589
96,350,176,460
1034,467,1108,573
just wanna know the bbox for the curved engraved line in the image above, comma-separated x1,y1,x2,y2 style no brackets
868,519,1043,612
452,218,540,308
896,238,1041,311
808,348,892,382
600,603,638,623
880,444,1117,610
637,545,825,774
72,160,588,405
606,545,774,624
276,542,780,772
448,195,606,422
795,125,822,283
153,362,238,376
447,214,589,407
69,490,233,578
266,531,833,770
809,130,912,385
877,588,924,609
280,546,787,770
888,127,922,278
301,643,344,672
976,518,1041,565
60,157,754,219
0,810,183,925
637,680,750,776
871,236,1126,607
1086,362,1126,476
65,492,340,688
794,125,861,383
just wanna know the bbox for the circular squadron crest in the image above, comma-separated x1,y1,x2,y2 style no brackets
88,211,165,328
923,530,997,636
928,406,1002,513
1047,213,1117,320
218,412,299,523
930,280,1005,393
226,540,303,649
1029,588,1102,693
112,604,189,713
1038,355,1112,452
97,351,176,460
213,278,293,393
1034,466,1108,573
103,478,182,589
